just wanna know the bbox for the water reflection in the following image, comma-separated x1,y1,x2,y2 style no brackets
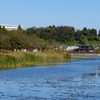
96,66,100,70
81,65,100,79
82,73,100,78
36,62,61,67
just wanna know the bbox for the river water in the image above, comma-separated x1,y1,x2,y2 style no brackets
0,56,100,100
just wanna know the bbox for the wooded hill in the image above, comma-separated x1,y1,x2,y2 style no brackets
0,25,100,51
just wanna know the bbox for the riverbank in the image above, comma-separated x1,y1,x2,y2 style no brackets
70,52,100,56
0,51,70,70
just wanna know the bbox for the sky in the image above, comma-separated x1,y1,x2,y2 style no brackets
0,0,100,31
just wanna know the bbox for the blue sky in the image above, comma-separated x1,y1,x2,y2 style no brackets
0,0,100,30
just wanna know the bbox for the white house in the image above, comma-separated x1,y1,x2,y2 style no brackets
0,24,23,30
66,46,79,51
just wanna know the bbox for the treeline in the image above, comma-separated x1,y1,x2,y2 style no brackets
27,26,100,46
0,25,100,51
0,25,47,51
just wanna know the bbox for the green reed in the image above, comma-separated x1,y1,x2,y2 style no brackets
0,51,70,70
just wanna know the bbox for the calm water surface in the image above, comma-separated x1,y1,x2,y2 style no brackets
0,56,100,100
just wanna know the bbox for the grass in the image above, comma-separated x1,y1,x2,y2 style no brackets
0,50,70,70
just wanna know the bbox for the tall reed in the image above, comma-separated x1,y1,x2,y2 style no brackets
0,51,70,70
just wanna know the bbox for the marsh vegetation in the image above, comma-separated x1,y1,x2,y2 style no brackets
0,51,70,70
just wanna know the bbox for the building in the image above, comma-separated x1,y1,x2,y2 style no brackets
66,46,79,51
0,24,22,30
74,46,95,52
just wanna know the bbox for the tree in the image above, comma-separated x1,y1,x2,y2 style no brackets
0,34,10,50
89,28,97,36
9,35,22,50
98,30,100,37
18,25,22,30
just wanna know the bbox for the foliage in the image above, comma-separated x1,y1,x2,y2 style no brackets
26,26,100,47
95,48,100,53
0,25,100,51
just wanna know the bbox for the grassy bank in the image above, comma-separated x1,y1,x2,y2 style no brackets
0,51,70,70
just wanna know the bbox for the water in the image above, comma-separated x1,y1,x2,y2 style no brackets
0,56,100,100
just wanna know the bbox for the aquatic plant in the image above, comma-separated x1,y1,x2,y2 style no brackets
0,51,70,70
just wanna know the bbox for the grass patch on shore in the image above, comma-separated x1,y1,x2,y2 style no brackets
0,51,70,70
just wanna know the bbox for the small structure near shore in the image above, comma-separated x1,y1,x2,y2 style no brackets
66,46,79,51
74,46,95,52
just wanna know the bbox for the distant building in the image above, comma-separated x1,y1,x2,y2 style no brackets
74,46,95,52
0,24,22,30
66,46,79,51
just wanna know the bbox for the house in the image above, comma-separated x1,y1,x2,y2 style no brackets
74,46,95,52
0,24,23,30
66,46,79,51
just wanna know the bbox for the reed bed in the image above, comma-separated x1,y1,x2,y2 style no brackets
0,51,70,70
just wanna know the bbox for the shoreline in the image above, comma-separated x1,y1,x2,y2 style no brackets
70,52,100,56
